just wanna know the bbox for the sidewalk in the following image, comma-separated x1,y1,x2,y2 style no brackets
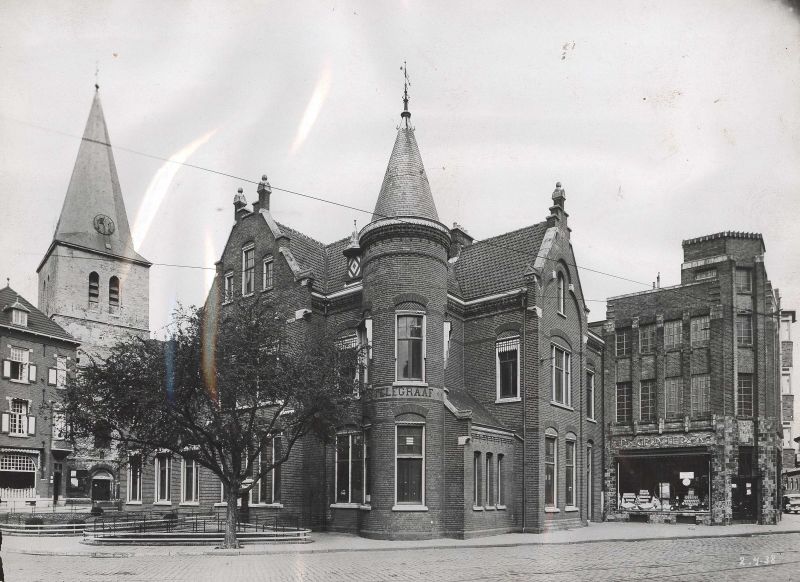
8,516,800,557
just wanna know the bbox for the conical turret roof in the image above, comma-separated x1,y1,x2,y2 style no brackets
371,126,439,223
51,90,149,265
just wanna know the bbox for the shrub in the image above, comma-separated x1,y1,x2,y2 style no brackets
90,505,104,516
24,516,44,526
67,517,86,525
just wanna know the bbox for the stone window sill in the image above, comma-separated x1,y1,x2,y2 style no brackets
587,418,597,424
496,505,507,511
565,506,579,513
125,501,142,505
330,503,371,510
179,502,200,506
153,501,173,506
251,503,284,508
550,401,574,412
544,507,560,513
392,381,428,387
472,505,484,511
496,396,521,404
392,504,428,512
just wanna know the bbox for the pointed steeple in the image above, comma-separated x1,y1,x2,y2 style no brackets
50,90,148,264
371,70,439,223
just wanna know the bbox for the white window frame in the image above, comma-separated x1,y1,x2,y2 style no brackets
551,344,572,407
394,422,426,510
241,244,255,296
253,435,282,506
565,439,577,509
587,371,596,420
664,320,682,349
223,271,234,303
473,451,481,507
616,330,631,356
262,256,274,291
154,455,171,504
640,379,657,422
127,456,142,504
394,312,426,383
7,346,30,384
485,452,493,509
497,454,504,507
333,432,366,506
180,458,200,504
11,309,27,327
9,399,29,436
496,337,521,402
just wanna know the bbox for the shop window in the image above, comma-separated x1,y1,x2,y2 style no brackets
617,454,710,512
551,345,571,406
690,375,711,418
586,371,596,420
108,276,120,314
640,380,657,422
737,374,753,418
262,256,274,291
473,452,481,506
735,269,752,293
336,432,364,504
396,314,425,381
155,454,171,503
396,424,424,505
565,440,576,507
127,456,142,503
664,320,682,349
241,244,255,296
736,315,753,346
616,329,631,357
182,458,199,503
639,325,655,354
616,382,632,423
88,272,99,308
545,435,557,507
497,338,520,400
690,316,710,345
664,378,683,419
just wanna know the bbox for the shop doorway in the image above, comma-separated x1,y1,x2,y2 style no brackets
731,477,759,522
53,463,62,504
91,471,113,501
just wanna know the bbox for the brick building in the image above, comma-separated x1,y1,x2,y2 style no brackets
120,96,603,538
594,232,784,525
0,285,78,506
36,89,152,503
780,310,796,470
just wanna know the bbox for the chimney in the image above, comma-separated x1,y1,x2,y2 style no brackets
254,174,271,213
449,222,473,260
234,188,248,223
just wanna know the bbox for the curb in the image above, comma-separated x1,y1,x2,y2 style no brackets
10,528,800,558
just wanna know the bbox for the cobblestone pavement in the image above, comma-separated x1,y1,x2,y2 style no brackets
6,532,800,581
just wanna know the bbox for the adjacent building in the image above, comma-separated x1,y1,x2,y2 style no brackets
121,95,603,538
0,285,79,505
595,232,784,525
780,310,796,469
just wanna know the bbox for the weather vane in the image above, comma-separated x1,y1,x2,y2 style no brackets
95,61,100,91
401,61,411,125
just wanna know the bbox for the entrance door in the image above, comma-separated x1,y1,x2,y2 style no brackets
53,470,62,504
732,477,758,522
91,478,111,501
587,444,593,520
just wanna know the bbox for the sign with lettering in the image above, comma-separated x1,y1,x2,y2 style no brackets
364,385,442,401
616,432,715,450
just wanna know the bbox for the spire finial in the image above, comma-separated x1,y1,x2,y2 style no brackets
401,61,411,125
95,61,100,91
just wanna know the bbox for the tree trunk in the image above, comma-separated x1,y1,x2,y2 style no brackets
224,485,240,549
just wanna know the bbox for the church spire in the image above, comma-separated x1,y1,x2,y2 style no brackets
49,89,149,265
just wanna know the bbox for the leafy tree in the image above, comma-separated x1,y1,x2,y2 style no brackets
63,296,358,548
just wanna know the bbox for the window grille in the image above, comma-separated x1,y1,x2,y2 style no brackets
0,453,36,472
640,380,656,422
737,374,753,418
665,378,683,419
664,320,682,349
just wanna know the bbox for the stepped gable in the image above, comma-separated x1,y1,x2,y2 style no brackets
51,90,148,265
446,386,511,432
452,222,548,300
0,286,77,343
371,126,439,222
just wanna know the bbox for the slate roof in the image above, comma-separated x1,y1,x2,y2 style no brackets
50,91,149,265
0,286,78,344
450,223,549,300
446,386,511,432
371,127,439,222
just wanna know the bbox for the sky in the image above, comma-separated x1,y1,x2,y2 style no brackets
1,1,799,342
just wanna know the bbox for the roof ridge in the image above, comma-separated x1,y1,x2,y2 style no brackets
274,222,326,248
465,221,548,249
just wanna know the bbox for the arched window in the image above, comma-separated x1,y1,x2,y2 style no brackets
88,272,99,308
557,272,566,315
109,276,120,313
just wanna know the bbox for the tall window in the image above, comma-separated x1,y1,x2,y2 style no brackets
616,329,631,356
690,375,711,417
736,314,753,346
263,256,273,290
127,456,142,503
565,440,576,507
616,382,632,423
223,272,234,302
485,453,493,508
664,320,682,349
737,374,754,418
155,455,171,502
551,345,571,406
182,458,199,503
108,276,120,313
473,452,481,506
52,410,67,440
545,436,557,507
735,268,752,293
497,454,504,506
639,325,655,354
50,355,67,388
88,272,99,308
9,399,28,436
5,346,30,383
586,372,596,420
640,380,656,422
690,315,710,344
443,321,452,369
336,433,364,504
396,314,424,381
665,377,683,419
396,424,424,505
257,436,282,504
242,244,255,295
497,338,520,400
557,273,566,315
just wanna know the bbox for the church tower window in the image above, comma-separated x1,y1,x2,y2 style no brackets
88,272,100,308
109,276,120,313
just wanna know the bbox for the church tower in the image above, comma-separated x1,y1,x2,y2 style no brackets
37,88,151,362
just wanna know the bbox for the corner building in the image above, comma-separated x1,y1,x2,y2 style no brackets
124,100,603,539
597,232,784,525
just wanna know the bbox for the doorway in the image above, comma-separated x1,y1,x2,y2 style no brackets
91,471,113,501
732,477,759,522
587,444,593,520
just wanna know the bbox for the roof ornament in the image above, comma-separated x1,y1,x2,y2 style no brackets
344,219,361,257
552,181,566,210
95,61,100,92
401,61,411,126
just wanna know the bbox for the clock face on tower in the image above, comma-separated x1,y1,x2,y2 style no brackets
93,214,116,235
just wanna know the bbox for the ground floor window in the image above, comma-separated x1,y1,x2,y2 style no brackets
617,451,710,512
254,436,282,504
68,469,89,498
155,455,171,502
127,456,142,502
336,432,365,504
565,440,576,507
473,451,481,506
497,454,504,505
396,424,424,504
545,435,557,507
182,458,199,503
0,453,37,497
485,453,493,506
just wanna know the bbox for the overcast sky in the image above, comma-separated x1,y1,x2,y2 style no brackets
1,1,798,339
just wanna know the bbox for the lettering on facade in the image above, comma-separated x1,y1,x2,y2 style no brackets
364,385,440,400
616,432,715,449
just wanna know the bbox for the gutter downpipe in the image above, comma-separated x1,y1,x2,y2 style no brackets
522,290,528,533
